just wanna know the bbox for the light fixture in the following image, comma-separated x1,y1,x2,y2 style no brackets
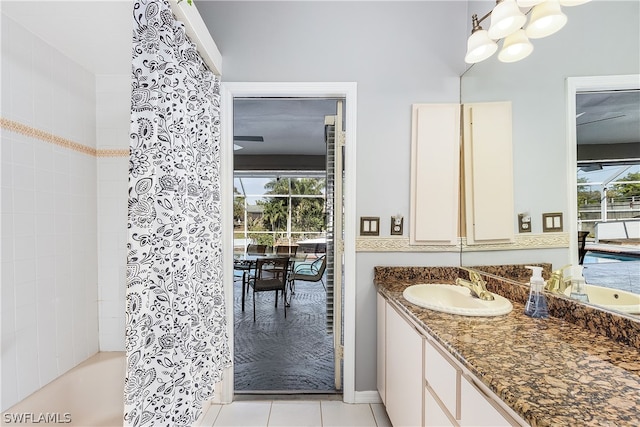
498,29,534,62
488,0,527,40
526,0,568,39
464,0,589,64
464,14,498,64
516,0,544,7
559,0,590,6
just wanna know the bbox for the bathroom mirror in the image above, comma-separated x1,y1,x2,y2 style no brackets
459,1,640,317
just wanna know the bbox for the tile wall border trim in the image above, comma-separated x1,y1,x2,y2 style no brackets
356,233,569,252
1,117,129,158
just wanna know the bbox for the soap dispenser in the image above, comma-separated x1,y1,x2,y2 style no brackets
524,266,549,319
569,265,590,303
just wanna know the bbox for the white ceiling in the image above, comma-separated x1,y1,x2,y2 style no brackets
2,1,638,157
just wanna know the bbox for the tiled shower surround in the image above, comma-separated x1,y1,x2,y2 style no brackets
1,14,129,410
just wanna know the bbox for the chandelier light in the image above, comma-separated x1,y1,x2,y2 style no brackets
464,0,591,64
488,0,527,40
498,29,534,62
464,14,499,64
526,0,568,39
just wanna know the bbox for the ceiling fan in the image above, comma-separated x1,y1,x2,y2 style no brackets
233,135,264,150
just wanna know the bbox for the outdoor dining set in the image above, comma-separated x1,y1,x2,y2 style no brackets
233,244,327,321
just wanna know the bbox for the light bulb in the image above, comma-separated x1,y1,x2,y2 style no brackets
498,29,534,62
526,0,568,39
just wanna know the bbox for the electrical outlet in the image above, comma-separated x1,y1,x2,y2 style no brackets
518,214,531,233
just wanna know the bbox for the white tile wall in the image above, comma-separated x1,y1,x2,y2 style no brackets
1,14,99,411
96,74,130,351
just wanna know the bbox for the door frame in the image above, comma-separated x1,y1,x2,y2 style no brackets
565,74,640,265
219,82,358,403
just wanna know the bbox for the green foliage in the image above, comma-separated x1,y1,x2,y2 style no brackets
609,172,640,199
242,177,326,240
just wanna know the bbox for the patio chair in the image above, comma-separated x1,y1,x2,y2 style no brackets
288,254,327,295
248,257,290,321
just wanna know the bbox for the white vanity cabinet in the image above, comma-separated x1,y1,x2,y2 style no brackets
378,294,526,427
410,102,514,246
383,297,423,427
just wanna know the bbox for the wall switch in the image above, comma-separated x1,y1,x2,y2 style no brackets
542,212,563,232
518,214,531,233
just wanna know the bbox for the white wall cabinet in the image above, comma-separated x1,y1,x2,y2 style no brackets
462,102,514,245
378,295,525,427
410,103,461,245
410,102,514,246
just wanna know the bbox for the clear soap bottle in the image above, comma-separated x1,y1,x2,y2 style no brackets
569,265,590,303
524,266,549,319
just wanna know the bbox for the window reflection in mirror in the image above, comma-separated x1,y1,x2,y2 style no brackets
459,0,640,317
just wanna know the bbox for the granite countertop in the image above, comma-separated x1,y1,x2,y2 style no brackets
376,275,640,427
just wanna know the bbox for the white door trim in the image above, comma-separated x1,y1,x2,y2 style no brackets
219,82,358,403
565,74,640,265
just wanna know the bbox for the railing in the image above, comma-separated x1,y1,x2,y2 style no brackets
594,218,640,243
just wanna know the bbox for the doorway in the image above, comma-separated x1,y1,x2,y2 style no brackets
566,75,640,295
220,83,357,403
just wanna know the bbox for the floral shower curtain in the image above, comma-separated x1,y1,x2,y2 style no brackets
124,1,230,425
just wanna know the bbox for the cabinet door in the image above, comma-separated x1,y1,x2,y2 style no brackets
376,293,386,404
425,339,460,420
386,303,423,427
462,102,514,245
425,386,455,427
410,103,461,245
460,376,515,427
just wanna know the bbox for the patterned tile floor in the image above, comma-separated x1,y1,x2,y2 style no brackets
233,275,336,392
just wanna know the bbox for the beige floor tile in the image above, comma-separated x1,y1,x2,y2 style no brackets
370,403,392,427
320,401,377,427
197,404,222,426
213,401,271,427
268,400,322,427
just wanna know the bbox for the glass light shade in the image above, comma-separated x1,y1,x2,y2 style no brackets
526,0,568,39
464,29,499,63
559,0,590,6
488,0,527,40
516,0,544,7
498,29,534,62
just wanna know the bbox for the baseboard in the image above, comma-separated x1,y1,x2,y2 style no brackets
353,390,382,404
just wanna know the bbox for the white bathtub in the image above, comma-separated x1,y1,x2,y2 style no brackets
564,284,640,314
2,352,125,426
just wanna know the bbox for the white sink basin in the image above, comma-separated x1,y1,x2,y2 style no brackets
563,284,640,314
403,284,513,316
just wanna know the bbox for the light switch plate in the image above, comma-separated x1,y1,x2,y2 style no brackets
360,217,380,236
542,212,563,232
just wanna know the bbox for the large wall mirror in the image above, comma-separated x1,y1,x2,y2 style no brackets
460,0,639,317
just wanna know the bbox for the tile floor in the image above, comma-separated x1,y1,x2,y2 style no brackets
196,400,392,427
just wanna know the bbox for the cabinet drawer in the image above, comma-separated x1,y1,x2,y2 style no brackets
425,339,460,419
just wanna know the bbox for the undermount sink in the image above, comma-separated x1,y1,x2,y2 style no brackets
563,284,640,314
403,284,513,317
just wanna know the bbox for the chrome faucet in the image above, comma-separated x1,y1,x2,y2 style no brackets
544,265,571,294
455,268,495,301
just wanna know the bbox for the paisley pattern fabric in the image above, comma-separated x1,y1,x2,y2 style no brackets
125,1,230,425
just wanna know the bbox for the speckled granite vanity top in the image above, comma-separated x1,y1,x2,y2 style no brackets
375,266,640,427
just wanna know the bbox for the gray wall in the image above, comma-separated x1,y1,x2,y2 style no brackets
461,1,640,237
198,0,639,393
199,0,469,393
